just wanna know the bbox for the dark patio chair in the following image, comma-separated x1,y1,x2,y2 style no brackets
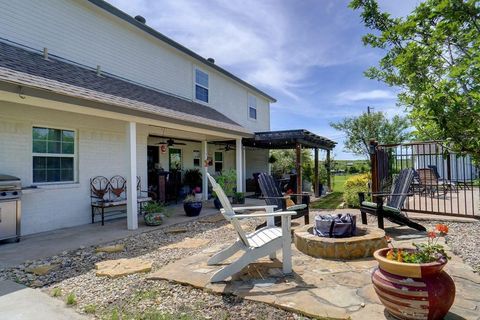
358,168,426,231
256,172,309,228
417,168,454,197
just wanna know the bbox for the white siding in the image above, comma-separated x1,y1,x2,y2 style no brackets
0,102,148,235
245,148,269,180
0,0,271,131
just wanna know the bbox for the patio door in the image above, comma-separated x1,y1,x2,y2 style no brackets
169,148,182,171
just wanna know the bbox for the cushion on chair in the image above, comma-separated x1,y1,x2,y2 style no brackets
285,197,296,207
287,204,307,211
360,201,401,215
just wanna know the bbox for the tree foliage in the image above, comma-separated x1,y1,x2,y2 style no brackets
331,111,411,158
350,0,480,162
270,149,328,184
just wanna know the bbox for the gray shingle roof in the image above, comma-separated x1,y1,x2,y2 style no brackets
0,41,251,135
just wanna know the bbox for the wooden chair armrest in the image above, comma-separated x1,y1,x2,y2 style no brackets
232,205,278,211
233,211,296,219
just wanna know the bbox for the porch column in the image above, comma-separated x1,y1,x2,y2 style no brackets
126,121,138,230
201,140,208,200
242,146,247,192
295,143,302,194
326,149,332,192
236,138,243,192
314,148,319,197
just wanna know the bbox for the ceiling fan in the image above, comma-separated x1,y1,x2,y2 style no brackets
157,138,186,147
217,144,235,151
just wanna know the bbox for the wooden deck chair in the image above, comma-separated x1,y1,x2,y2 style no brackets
417,168,453,197
256,173,309,229
206,173,295,283
358,168,426,231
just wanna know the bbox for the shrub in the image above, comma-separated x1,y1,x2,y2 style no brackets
343,173,371,208
51,287,62,297
84,304,97,314
66,292,77,306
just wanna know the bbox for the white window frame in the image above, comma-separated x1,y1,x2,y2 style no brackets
214,151,223,173
248,94,257,121
193,66,209,104
32,125,78,185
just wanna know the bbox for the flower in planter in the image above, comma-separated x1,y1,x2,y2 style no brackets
385,224,450,263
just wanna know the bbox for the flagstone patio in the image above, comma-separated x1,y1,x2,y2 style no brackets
148,227,480,320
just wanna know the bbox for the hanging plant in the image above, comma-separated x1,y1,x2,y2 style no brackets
268,154,277,164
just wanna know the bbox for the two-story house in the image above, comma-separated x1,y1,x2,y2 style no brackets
0,0,336,237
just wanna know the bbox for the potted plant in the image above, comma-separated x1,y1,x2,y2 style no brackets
213,169,237,209
193,186,202,201
183,168,202,194
143,201,165,226
232,192,245,204
372,224,455,320
183,195,202,217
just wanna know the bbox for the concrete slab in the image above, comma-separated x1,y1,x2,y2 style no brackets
0,280,87,320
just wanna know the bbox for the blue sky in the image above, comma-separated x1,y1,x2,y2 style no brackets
108,0,421,160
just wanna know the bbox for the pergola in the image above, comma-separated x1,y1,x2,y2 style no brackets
243,129,336,196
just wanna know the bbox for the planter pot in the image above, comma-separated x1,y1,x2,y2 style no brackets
231,196,245,205
372,248,455,320
213,198,222,210
183,201,202,217
144,212,163,226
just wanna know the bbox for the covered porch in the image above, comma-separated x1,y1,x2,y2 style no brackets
243,129,336,196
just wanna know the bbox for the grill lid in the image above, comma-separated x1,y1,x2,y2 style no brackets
0,174,20,182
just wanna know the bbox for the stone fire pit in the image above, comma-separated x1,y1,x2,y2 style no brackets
294,225,387,260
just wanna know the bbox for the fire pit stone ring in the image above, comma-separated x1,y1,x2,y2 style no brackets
294,225,387,260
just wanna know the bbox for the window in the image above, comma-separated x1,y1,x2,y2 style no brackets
214,152,223,172
32,127,75,183
248,95,257,120
195,68,209,103
193,150,200,167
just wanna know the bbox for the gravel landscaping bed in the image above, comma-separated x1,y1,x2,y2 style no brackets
1,212,478,319
422,220,480,273
0,217,309,320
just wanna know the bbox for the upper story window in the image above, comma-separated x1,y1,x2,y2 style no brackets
195,68,209,103
32,126,76,183
248,94,257,120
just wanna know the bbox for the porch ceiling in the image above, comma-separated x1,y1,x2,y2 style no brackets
0,40,250,137
243,129,336,150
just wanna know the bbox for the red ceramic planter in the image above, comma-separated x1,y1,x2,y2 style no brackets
372,248,455,320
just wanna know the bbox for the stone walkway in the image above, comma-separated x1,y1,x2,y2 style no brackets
148,227,480,320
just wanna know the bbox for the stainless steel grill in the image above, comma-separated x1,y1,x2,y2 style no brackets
0,174,21,242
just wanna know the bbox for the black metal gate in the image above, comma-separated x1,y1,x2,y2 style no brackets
372,141,479,218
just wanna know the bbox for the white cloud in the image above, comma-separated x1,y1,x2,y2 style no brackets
106,0,376,99
336,89,396,103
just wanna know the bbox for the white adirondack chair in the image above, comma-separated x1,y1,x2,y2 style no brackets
207,173,295,283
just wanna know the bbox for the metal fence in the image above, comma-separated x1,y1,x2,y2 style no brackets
373,141,480,218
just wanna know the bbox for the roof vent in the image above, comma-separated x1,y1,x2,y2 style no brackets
43,47,49,60
207,58,215,64
134,15,146,24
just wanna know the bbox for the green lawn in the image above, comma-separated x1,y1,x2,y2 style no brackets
311,174,353,209
310,192,344,209
330,174,351,193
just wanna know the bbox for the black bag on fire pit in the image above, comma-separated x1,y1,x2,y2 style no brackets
313,214,356,238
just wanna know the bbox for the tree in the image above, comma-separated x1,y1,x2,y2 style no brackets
350,0,480,162
270,149,327,184
331,111,411,158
